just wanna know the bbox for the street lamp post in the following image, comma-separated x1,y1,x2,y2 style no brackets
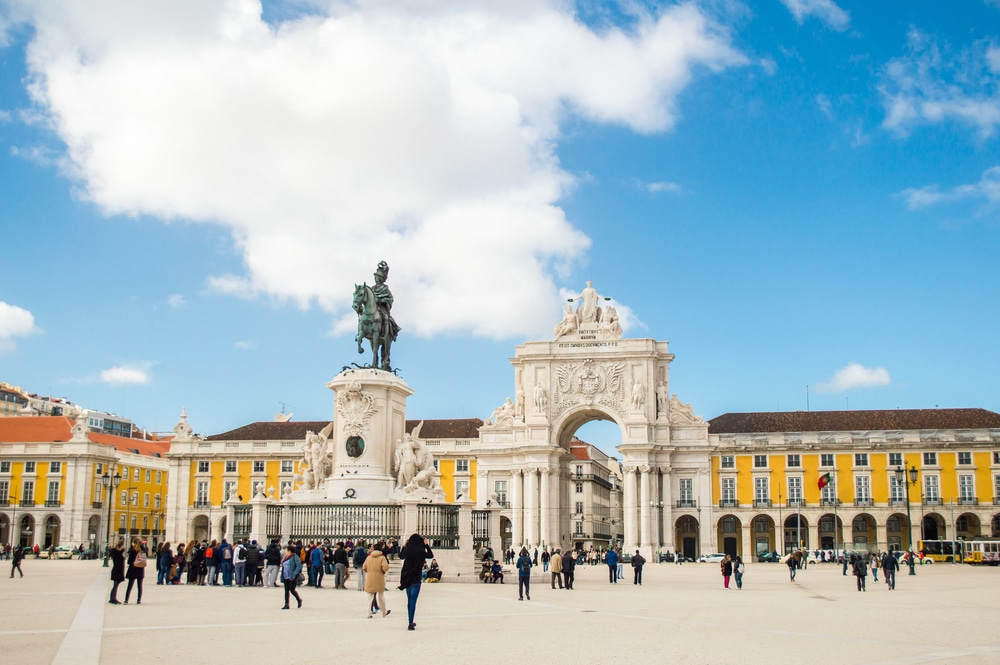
894,463,919,575
101,471,122,567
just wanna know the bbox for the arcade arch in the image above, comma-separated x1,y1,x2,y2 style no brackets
851,513,876,549
922,513,945,541
783,515,808,552
956,512,982,539
818,513,843,550
716,514,742,557
43,515,60,549
751,514,776,558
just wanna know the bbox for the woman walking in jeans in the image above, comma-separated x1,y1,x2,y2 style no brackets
281,545,303,609
516,547,533,600
398,533,433,631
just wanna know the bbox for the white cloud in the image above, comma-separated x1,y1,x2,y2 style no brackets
13,0,745,340
815,94,833,118
779,0,850,31
0,110,11,123
644,181,682,194
901,165,1000,209
880,29,1000,138
100,364,151,386
167,294,185,308
233,340,255,350
816,363,891,393
0,301,39,354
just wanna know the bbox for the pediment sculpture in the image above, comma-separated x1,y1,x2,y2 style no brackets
669,393,704,425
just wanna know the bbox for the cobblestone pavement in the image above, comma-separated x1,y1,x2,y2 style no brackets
2,558,999,664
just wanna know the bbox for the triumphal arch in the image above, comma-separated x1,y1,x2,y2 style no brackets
478,281,713,558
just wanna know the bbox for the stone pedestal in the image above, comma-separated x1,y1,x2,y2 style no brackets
322,368,413,504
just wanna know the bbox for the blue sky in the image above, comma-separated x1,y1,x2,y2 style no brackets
1,1,998,453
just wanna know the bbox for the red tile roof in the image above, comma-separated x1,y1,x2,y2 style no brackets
708,408,1000,434
0,416,169,457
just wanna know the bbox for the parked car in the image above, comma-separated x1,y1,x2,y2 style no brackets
38,545,75,560
757,551,780,563
698,553,727,563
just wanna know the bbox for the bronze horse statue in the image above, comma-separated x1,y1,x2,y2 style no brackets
353,282,393,371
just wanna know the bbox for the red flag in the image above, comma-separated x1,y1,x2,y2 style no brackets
818,472,832,490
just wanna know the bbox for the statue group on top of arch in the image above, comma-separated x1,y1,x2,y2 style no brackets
296,422,335,490
668,393,704,425
482,397,516,428
394,421,444,498
554,280,622,340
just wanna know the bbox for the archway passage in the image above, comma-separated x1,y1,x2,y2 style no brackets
717,515,742,557
43,515,60,549
192,514,210,543
675,515,699,560
992,514,1000,538
0,514,8,546
783,515,808,553
886,512,910,551
751,514,775,559
18,514,34,548
851,513,876,551
87,515,102,558
923,513,944,541
956,513,982,539
818,513,843,550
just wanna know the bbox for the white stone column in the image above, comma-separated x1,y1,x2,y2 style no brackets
511,470,523,547
548,468,562,548
540,468,550,548
623,466,638,551
808,521,819,552
661,468,674,552
525,468,538,547
639,466,651,551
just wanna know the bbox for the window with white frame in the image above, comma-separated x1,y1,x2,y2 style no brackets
131,515,138,530
0,480,9,502
145,469,151,483
575,465,584,476
821,477,836,503
196,481,209,505
787,454,801,468
225,461,237,473
455,479,469,498
721,477,736,504
143,492,150,507
197,461,209,473
120,466,128,478
93,481,102,504
281,460,293,473
889,475,904,502
47,481,59,503
923,452,937,466
153,516,159,531
120,490,127,507
855,475,870,501
575,501,584,514
252,461,265,473
0,461,9,473
958,452,972,465
820,454,834,467
49,461,61,473
156,471,162,485
995,475,1000,502
994,452,1000,465
24,461,35,473
788,477,802,503
754,477,769,503
131,491,138,507
575,521,584,536
575,482,583,493
133,468,139,482
959,474,975,501
252,480,265,497
119,515,125,530
494,480,507,506
456,459,469,473
924,475,939,501
224,480,236,500
854,453,868,467
142,516,149,530
21,480,34,503
753,455,767,469
679,478,693,504
888,453,903,467
720,455,735,469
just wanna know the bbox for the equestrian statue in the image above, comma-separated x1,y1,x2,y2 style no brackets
353,260,401,371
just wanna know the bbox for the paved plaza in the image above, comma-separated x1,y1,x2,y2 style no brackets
1,558,999,664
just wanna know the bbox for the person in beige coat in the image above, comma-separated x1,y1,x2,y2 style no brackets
363,545,391,618
550,548,564,589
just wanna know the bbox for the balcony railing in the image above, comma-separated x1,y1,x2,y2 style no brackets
193,501,212,509
718,499,739,509
19,499,33,507
140,529,151,535
993,497,1000,506
0,499,8,507
786,499,804,508
923,497,943,506
45,500,60,507
888,498,908,507
92,501,103,509
854,498,874,507
753,499,772,508
957,497,979,506
675,500,697,509
819,499,842,507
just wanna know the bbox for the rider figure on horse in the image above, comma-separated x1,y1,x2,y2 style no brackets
373,261,401,342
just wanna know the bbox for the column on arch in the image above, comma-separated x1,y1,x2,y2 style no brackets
539,468,550,548
623,466,638,550
639,466,651,550
525,468,539,547
548,467,562,548
511,469,524,547
660,467,674,553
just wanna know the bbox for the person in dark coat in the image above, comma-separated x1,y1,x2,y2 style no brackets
10,546,24,578
631,550,646,586
109,539,126,604
398,533,433,631
882,551,899,590
852,554,868,592
124,538,147,605
561,550,576,590
516,547,533,600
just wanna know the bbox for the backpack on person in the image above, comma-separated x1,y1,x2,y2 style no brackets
237,546,247,560
223,547,232,560
205,547,214,559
